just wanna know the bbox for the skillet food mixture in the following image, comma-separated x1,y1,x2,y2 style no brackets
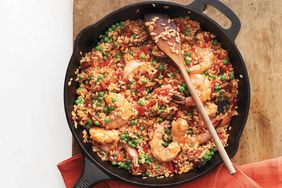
72,17,238,178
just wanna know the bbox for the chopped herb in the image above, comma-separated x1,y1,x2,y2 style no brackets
129,80,134,85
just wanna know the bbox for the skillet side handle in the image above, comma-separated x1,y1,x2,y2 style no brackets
73,156,110,188
187,0,241,41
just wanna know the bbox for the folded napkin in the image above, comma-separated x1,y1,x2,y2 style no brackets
58,154,282,188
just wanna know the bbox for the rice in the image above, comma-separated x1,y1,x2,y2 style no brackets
71,17,238,178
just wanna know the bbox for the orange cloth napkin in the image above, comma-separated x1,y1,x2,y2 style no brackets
57,154,282,188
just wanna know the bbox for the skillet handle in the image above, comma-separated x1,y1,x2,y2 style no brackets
73,156,110,188
187,0,241,41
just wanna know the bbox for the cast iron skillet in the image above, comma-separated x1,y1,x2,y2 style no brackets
64,0,250,187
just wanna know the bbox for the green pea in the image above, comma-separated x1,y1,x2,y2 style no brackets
165,129,170,135
115,54,121,59
113,152,118,157
111,161,117,165
186,69,191,74
104,117,110,123
179,86,185,92
94,121,100,126
162,142,169,147
185,59,191,65
168,72,174,77
112,97,116,102
222,59,228,65
184,28,190,36
129,80,134,85
158,75,163,80
128,50,133,55
120,133,128,141
95,45,102,51
98,97,103,101
186,51,191,57
75,98,84,105
115,22,120,27
103,107,109,113
152,59,157,65
96,102,101,106
98,91,104,97
230,72,235,80
140,53,146,60
212,39,218,45
220,75,226,80
88,76,93,81
214,85,220,91
145,96,149,100
138,99,145,106
85,124,90,130
140,126,144,131
108,106,115,111
111,24,116,30
120,21,124,27
132,34,137,38
130,119,137,125
159,64,165,71
188,128,193,135
103,36,110,43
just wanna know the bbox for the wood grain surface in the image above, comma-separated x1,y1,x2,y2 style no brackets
72,0,282,165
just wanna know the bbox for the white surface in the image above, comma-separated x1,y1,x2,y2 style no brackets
0,0,73,187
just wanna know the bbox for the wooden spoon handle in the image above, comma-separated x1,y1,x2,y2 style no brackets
179,66,236,175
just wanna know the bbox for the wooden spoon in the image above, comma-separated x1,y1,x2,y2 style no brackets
145,13,236,175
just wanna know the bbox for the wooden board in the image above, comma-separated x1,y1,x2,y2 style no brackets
73,0,282,165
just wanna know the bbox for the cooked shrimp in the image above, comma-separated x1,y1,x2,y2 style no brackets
172,74,211,106
104,92,133,129
123,144,139,167
150,124,181,162
89,127,119,144
123,60,156,79
205,102,218,117
189,46,214,74
171,118,211,145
